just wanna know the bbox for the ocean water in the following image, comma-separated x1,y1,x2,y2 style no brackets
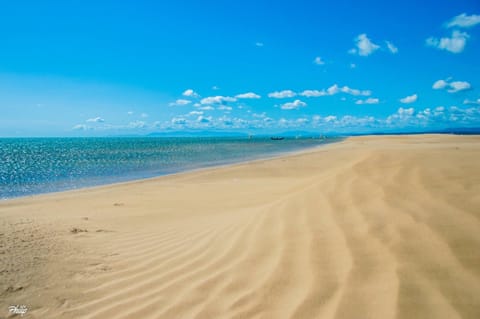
0,136,342,200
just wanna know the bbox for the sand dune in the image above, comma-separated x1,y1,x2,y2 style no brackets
1,134,480,318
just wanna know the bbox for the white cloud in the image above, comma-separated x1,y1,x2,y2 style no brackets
448,81,471,93
280,99,307,110
200,96,237,104
433,79,448,89
400,94,418,104
268,90,297,98
326,84,371,96
128,121,146,129
399,107,415,116
140,113,149,118
169,99,191,106
72,124,88,130
426,30,469,53
187,111,203,116
327,84,340,95
349,34,380,56
235,92,261,99
324,115,337,122
127,111,134,115
299,90,327,97
341,85,371,96
212,86,220,90
313,56,325,65
197,105,214,111
182,89,199,98
217,105,232,111
433,79,471,93
355,98,379,105
86,117,105,123
269,85,370,100
446,13,480,28
255,42,264,47
385,41,398,54
386,107,415,124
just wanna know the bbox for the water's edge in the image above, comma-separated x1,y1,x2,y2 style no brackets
0,137,345,201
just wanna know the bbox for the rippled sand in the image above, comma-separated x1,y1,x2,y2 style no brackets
1,134,479,319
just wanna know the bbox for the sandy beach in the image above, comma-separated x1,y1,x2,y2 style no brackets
1,134,480,319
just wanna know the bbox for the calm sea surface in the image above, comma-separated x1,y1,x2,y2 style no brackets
0,136,342,200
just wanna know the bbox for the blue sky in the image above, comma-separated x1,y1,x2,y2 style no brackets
1,0,479,136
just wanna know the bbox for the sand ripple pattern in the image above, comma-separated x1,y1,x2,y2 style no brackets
2,135,480,319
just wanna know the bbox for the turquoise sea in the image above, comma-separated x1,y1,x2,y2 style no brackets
0,136,342,200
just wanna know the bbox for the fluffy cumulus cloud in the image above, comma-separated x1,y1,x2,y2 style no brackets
200,96,237,104
313,56,325,65
400,94,418,104
448,81,471,93
349,34,380,56
327,84,371,96
426,30,469,53
269,85,371,99
280,99,307,110
386,107,415,124
413,105,480,126
426,13,480,53
355,98,379,105
86,117,105,123
169,99,191,106
341,85,371,96
182,89,199,98
268,90,297,99
299,90,327,97
235,92,261,99
446,13,480,28
150,104,480,132
433,79,471,93
432,79,448,89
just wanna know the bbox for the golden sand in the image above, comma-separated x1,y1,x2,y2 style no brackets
1,134,480,318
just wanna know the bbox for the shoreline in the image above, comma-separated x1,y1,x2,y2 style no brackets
1,134,479,319
0,136,344,203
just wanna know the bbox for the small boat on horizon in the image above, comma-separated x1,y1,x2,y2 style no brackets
270,137,285,140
